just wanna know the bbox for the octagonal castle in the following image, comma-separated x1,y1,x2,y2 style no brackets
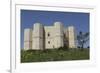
24,22,76,50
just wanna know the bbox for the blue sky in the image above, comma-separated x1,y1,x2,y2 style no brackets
21,10,89,49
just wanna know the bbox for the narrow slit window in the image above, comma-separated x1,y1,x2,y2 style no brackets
48,33,50,37
48,41,50,44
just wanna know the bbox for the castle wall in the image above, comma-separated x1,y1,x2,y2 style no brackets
67,26,76,48
44,22,64,49
23,22,76,50
32,23,44,50
24,28,32,50
54,22,64,48
44,26,55,49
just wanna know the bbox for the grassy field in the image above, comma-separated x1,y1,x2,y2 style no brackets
21,48,89,63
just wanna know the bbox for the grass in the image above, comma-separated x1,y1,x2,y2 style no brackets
21,48,89,63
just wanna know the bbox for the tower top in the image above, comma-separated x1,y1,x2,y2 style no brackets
34,22,42,26
54,22,62,25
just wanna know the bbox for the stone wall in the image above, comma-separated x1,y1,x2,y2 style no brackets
32,23,44,50
67,26,76,48
24,28,32,50
24,22,77,50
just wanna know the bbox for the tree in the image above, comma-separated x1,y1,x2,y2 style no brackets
77,31,89,50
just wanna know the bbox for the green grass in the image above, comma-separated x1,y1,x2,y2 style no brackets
21,48,89,63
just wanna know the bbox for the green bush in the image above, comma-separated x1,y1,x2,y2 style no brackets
21,48,89,63
58,46,69,51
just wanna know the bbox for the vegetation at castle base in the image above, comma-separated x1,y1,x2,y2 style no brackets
21,48,89,63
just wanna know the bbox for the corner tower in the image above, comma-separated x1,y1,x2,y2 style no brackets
54,22,64,48
32,23,44,50
67,26,76,48
24,28,32,50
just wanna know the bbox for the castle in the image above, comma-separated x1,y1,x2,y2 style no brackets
24,22,76,50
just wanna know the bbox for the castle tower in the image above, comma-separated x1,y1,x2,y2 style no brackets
32,23,44,50
24,28,32,50
67,26,76,48
54,22,64,48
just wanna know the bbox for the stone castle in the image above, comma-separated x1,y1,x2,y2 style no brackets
24,22,76,50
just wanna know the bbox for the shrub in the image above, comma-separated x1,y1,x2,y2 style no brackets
58,47,63,50
58,46,68,51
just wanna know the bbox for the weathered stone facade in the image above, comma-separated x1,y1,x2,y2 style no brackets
24,22,76,50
